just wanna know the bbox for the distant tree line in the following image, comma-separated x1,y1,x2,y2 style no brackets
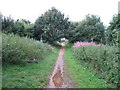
1,8,120,45
2,16,34,37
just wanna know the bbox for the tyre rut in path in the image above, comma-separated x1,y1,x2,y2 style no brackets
47,44,75,88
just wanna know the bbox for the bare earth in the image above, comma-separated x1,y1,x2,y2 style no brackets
46,44,75,88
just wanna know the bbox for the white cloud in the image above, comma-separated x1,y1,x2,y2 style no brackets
0,0,119,26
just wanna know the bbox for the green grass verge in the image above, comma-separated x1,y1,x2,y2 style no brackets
2,48,59,88
64,48,116,88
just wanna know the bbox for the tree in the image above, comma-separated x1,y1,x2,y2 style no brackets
73,14,105,43
65,21,78,43
2,16,15,33
2,16,34,37
106,14,120,45
34,7,70,44
14,19,34,37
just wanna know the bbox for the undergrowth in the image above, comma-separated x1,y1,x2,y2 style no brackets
64,47,116,88
2,33,52,65
72,45,118,87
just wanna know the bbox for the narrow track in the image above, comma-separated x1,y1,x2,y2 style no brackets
47,44,75,88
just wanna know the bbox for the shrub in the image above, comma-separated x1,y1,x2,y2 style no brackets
73,41,119,85
2,33,52,65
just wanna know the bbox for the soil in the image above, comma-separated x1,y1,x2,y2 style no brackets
46,44,75,88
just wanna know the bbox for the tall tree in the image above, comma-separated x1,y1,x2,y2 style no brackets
65,21,78,43
73,14,105,43
2,16,15,33
106,14,120,45
2,16,34,37
34,7,70,44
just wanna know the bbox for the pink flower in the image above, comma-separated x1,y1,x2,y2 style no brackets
74,41,101,48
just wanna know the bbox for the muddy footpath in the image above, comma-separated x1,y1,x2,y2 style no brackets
46,44,75,88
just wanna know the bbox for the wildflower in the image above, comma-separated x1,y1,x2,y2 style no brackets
74,41,101,48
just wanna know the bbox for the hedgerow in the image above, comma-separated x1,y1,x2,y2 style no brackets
73,41,119,85
2,33,52,65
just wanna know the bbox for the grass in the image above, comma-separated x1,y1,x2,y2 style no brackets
64,47,116,88
2,48,59,88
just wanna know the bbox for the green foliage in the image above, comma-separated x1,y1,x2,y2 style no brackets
69,15,105,43
2,33,52,65
65,22,78,43
2,16,14,33
64,48,115,88
2,48,59,88
73,45,119,86
106,14,120,45
2,16,34,37
34,7,70,44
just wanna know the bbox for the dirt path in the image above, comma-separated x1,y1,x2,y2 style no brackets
46,44,75,88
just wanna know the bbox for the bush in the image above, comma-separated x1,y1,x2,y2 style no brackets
2,33,52,65
73,42,119,85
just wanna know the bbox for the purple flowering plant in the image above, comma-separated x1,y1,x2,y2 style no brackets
74,41,101,48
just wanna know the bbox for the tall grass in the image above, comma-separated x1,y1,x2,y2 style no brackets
73,44,119,86
64,48,115,88
2,33,52,65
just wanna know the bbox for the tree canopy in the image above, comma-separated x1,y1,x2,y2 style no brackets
2,16,34,37
34,7,70,44
68,15,105,43
106,14,120,45
1,8,119,46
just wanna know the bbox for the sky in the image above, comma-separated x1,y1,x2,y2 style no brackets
0,0,119,26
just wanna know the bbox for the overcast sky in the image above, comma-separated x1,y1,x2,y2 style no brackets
0,0,119,26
